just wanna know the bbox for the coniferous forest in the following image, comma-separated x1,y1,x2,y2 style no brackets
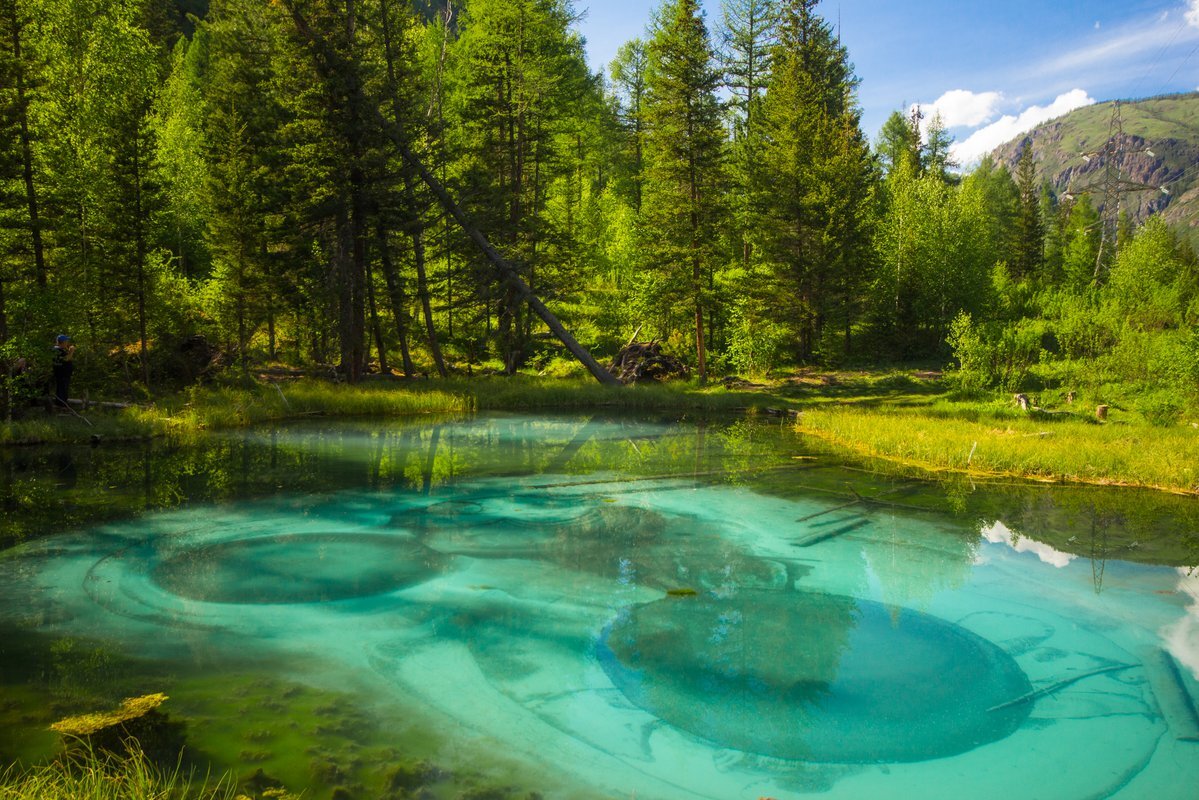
1,0,1196,411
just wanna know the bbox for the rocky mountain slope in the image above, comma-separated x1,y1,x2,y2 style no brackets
991,93,1199,244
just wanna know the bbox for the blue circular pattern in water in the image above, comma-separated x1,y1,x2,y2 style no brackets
153,533,442,604
599,589,1033,763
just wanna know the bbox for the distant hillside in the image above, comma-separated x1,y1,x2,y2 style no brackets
991,93,1199,245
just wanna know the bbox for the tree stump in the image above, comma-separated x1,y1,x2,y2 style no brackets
1096,405,1109,421
1014,393,1031,411
608,342,688,384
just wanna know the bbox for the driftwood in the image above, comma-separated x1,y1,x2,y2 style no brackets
608,342,688,384
50,693,185,763
986,664,1135,713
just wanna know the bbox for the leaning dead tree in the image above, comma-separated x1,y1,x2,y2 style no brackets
280,1,620,387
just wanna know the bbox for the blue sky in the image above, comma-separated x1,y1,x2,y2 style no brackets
575,0,1199,163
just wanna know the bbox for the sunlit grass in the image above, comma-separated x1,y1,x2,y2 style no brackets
795,403,1199,494
7,371,1197,494
0,747,240,800
1,377,792,446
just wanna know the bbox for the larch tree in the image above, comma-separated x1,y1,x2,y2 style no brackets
609,38,648,212
445,0,593,373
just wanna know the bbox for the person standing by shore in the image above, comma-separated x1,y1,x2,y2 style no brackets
51,334,75,408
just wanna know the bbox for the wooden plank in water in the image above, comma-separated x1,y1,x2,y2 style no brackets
792,517,872,548
1155,648,1199,742
986,663,1136,713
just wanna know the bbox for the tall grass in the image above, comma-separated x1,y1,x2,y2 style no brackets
2,377,790,446
796,404,1199,494
0,747,239,800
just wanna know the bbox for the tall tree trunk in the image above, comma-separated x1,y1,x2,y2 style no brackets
133,132,150,389
375,222,414,377
343,1,368,383
0,274,8,344
377,0,446,377
7,6,44,286
406,174,447,377
366,257,389,374
334,209,360,381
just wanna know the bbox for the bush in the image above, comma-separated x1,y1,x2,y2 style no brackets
947,312,1044,392
725,309,789,379
1136,392,1184,427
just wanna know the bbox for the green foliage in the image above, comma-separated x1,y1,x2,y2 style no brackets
1135,391,1184,427
724,304,788,378
0,0,1195,408
948,311,1043,392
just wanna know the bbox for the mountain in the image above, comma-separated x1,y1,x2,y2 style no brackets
990,93,1199,245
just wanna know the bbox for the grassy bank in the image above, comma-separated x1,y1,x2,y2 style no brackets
795,399,1199,494
0,376,791,446
5,371,1197,495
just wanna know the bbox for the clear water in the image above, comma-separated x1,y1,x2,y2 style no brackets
1,413,1197,799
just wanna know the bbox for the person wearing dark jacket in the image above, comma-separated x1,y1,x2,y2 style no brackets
51,335,75,408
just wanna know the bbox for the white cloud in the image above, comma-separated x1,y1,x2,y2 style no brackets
1188,0,1199,29
950,89,1096,166
916,89,1004,130
980,521,1076,569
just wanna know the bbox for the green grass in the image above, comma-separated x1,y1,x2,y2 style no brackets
0,747,244,800
795,400,1199,494
6,370,1197,494
0,376,792,446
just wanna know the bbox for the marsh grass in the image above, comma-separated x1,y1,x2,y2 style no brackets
796,403,1199,494
5,371,1196,494
0,746,238,800
2,377,789,446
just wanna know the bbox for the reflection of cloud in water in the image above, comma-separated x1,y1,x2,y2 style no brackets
981,521,1076,568
1162,567,1199,680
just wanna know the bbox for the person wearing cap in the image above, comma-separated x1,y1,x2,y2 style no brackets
51,334,75,408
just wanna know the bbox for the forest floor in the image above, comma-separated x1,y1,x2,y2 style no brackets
3,370,1196,495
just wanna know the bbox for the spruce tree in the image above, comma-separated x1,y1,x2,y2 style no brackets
756,0,873,360
640,0,726,382
1012,144,1044,281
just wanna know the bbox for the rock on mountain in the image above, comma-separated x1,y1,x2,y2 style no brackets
990,93,1199,245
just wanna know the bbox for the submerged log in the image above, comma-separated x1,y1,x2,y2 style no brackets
50,693,185,763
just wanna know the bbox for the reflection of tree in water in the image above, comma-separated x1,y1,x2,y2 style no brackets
864,511,978,612
6,415,1196,575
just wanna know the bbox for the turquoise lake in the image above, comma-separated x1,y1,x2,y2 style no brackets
1,413,1197,799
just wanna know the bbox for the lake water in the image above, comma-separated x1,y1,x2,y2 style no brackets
1,413,1197,799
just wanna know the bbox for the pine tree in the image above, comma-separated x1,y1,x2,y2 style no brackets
719,0,778,267
1012,144,1043,281
756,0,873,360
921,111,957,182
609,38,648,212
640,0,726,382
445,0,593,372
